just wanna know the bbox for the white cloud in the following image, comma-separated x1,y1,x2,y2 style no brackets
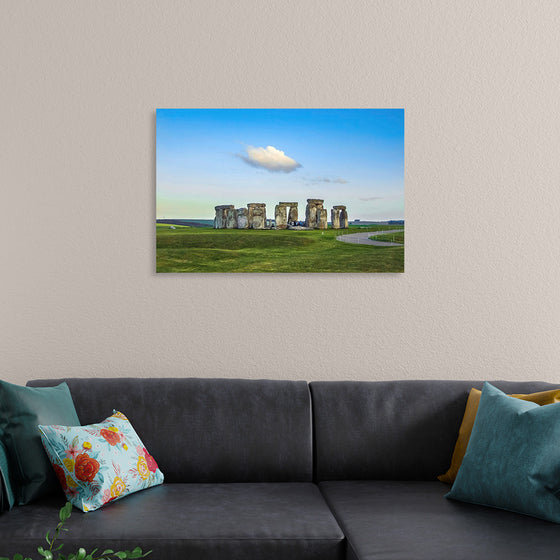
237,145,302,173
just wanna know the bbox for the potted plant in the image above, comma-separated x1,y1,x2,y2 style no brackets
0,502,151,560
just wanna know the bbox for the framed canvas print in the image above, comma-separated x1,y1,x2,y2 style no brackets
156,109,404,273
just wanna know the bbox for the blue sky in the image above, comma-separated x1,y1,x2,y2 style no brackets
156,109,404,221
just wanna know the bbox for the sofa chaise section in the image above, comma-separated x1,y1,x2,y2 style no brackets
320,480,560,560
310,380,560,560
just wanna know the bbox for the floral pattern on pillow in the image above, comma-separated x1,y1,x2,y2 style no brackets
39,411,164,512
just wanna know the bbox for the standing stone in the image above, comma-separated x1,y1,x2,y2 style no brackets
317,208,328,229
331,208,341,229
252,207,265,229
306,205,317,228
248,203,266,229
305,199,324,228
214,205,234,229
287,204,298,224
225,207,237,229
340,208,349,229
332,206,346,229
237,208,248,229
275,204,288,229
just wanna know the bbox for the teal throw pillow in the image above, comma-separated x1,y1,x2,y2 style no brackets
0,380,80,505
446,382,560,523
39,411,164,512
0,440,15,511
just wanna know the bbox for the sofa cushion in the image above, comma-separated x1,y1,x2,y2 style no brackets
438,386,560,484
27,378,313,483
0,483,344,560
320,480,560,560
446,382,560,523
310,380,560,480
0,380,80,505
39,411,164,512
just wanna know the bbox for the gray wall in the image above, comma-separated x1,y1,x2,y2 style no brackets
2,1,559,383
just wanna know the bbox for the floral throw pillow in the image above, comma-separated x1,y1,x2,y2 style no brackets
39,411,164,512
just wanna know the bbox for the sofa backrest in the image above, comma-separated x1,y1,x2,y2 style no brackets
310,380,560,481
27,378,313,483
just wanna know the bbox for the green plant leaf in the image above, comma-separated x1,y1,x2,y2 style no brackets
100,552,114,556
14,554,23,560
114,553,127,559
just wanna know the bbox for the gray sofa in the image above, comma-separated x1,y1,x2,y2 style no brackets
1,378,560,560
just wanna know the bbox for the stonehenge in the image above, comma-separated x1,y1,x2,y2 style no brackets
274,202,298,229
305,199,323,229
304,199,329,229
247,203,266,229
213,205,235,229
215,204,266,229
215,200,349,229
331,205,348,229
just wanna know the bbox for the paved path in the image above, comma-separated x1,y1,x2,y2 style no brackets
336,229,404,246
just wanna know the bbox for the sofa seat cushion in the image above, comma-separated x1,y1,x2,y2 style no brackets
319,481,560,560
0,483,344,560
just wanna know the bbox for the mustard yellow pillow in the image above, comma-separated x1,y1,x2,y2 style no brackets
438,387,560,484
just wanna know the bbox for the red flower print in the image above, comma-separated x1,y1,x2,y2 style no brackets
66,445,81,460
74,453,100,482
100,428,121,446
53,464,67,492
143,448,158,473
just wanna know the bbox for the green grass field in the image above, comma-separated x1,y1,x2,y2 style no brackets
156,224,404,273
370,231,405,244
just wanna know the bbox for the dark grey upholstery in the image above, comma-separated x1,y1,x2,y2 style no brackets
0,483,344,560
320,480,560,560
27,378,313,482
310,380,559,480
8,377,559,560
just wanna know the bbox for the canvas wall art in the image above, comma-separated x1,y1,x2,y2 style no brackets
156,109,404,273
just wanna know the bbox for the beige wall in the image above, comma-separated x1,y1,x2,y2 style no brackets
2,1,559,384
